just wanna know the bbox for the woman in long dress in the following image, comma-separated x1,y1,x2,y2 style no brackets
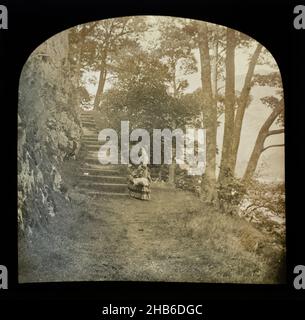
127,147,151,200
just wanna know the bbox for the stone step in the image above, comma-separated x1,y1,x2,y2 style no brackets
86,150,108,156
78,182,128,193
82,135,101,139
82,139,100,143
81,168,123,176
86,150,117,157
81,119,95,123
82,125,96,129
80,117,94,121
81,116,95,119
82,164,127,171
82,122,96,126
82,134,99,139
82,140,100,145
82,144,101,149
83,158,127,167
82,135,99,139
81,139,100,143
80,116,94,119
80,174,126,183
87,151,100,157
81,118,95,122
84,141,111,146
83,157,101,165
82,127,97,132
83,145,100,151
81,190,129,197
80,113,94,116
82,131,98,136
84,155,122,160
83,126,97,129
83,141,111,146
88,139,117,143
82,126,96,129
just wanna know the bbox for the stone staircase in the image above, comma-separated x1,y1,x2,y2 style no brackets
78,110,129,197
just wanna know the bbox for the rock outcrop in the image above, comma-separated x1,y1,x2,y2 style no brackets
18,31,81,235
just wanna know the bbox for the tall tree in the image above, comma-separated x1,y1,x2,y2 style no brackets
69,22,98,109
242,72,284,182
90,17,146,109
230,43,263,173
71,18,146,110
218,34,265,185
197,22,219,201
158,20,197,98
182,21,227,201
218,27,237,183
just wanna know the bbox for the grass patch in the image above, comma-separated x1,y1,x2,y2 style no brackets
156,200,285,283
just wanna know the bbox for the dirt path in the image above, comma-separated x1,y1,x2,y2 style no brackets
19,177,211,282
92,189,206,282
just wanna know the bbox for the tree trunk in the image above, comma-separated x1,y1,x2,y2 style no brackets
212,38,219,97
218,28,236,183
168,162,176,186
204,110,217,201
93,20,119,110
73,23,98,110
93,49,108,109
75,40,85,109
230,43,263,173
168,63,179,183
242,103,284,182
93,30,111,110
198,23,217,202
172,63,178,98
94,67,107,109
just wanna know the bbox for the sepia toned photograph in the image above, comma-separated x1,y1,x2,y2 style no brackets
18,16,285,284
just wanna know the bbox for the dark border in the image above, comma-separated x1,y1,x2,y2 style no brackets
0,0,304,307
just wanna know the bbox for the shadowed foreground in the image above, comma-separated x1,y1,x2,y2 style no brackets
19,159,285,283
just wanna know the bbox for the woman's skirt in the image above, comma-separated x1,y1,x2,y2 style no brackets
128,177,151,200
